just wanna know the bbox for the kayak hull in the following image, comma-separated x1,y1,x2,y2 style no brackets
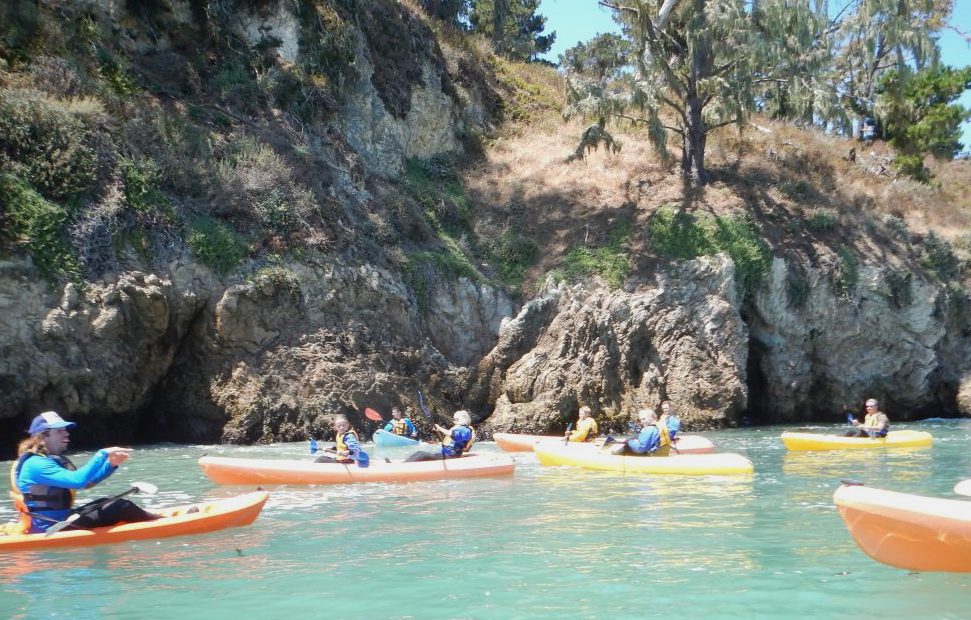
533,442,752,475
833,485,971,572
198,454,515,485
494,433,715,454
493,433,550,452
373,429,420,448
781,430,932,451
0,491,268,553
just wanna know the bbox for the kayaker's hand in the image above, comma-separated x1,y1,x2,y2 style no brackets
104,447,132,467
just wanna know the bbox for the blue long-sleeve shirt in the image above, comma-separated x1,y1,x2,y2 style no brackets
662,414,680,439
384,418,418,438
442,426,473,457
17,451,117,531
627,426,661,454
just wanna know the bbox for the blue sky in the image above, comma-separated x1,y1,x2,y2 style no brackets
539,0,971,150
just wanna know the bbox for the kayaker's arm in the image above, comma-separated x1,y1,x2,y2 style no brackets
21,450,117,490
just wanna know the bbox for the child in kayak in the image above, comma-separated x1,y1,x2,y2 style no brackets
10,411,158,534
314,415,368,464
383,407,418,440
404,410,475,462
659,401,680,440
564,405,599,442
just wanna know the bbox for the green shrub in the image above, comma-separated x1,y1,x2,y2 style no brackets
831,246,859,299
0,88,97,199
405,156,472,236
806,208,838,233
555,219,632,289
96,48,139,97
647,206,771,296
187,214,247,275
919,233,959,280
405,239,480,312
487,229,538,286
1,174,81,281
120,157,170,215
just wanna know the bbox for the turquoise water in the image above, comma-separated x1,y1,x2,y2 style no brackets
2,421,971,619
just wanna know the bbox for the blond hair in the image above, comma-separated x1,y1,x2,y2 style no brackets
453,410,472,426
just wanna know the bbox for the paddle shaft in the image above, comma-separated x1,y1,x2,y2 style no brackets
45,485,144,535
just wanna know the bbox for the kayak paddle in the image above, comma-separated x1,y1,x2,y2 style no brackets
45,481,158,535
563,423,573,444
364,408,384,422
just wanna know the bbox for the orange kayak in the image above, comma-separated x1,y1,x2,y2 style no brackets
198,453,515,485
833,484,971,572
494,432,715,454
0,491,268,553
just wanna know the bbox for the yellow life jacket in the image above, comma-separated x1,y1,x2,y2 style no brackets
657,423,672,448
335,429,361,462
389,419,409,436
569,417,599,442
8,452,77,534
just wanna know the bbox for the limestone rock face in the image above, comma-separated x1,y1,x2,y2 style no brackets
747,258,950,421
477,256,750,434
0,266,204,433
146,258,511,443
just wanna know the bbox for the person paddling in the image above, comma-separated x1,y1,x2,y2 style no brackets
383,407,418,440
659,401,681,440
612,409,673,457
404,410,475,462
565,405,599,442
845,398,890,438
314,415,368,464
10,411,158,534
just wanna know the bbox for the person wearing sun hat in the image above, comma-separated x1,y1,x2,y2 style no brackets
9,411,157,534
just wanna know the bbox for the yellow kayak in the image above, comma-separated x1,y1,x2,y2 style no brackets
781,430,932,451
533,441,753,475
834,484,971,572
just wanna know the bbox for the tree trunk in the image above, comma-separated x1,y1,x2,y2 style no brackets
684,95,709,186
682,0,711,186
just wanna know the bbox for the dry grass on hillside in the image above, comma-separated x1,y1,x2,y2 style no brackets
462,65,971,288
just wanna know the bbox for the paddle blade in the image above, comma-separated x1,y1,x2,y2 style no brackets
364,408,384,422
310,438,319,454
954,480,971,497
44,512,80,536
846,413,854,424
355,451,370,468
131,481,158,494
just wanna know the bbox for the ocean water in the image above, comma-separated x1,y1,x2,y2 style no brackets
2,420,970,619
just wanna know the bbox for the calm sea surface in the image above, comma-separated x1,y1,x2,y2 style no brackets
2,420,970,619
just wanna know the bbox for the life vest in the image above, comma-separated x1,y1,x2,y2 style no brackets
650,423,672,456
335,429,361,463
863,412,890,435
570,417,599,442
444,425,475,456
8,452,77,534
659,413,680,438
389,418,411,436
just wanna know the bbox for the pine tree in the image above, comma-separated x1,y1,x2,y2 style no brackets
567,1,821,185
470,0,555,61
827,0,950,136
876,65,971,181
